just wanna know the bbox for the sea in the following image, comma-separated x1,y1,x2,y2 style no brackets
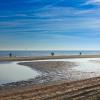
0,50,100,57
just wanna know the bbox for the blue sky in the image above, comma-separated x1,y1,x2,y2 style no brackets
0,0,100,50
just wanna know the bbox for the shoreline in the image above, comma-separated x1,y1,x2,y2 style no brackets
1,54,100,61
0,61,77,88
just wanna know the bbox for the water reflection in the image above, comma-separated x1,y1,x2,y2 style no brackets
33,58,100,81
37,58,100,73
0,61,40,84
1,58,100,85
72,59,100,72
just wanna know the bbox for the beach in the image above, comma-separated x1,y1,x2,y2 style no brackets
1,54,100,61
1,55,100,99
1,77,100,100
1,0,100,99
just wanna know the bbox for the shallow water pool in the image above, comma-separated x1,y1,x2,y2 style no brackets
0,61,40,85
1,58,100,85
33,58,100,82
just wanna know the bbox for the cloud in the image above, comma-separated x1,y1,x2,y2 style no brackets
75,9,95,15
83,0,100,5
74,8,100,18
34,6,77,18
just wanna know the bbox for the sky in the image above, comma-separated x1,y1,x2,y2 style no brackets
0,0,100,50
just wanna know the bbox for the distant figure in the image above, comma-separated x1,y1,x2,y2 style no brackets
80,52,82,55
51,52,54,56
9,53,12,57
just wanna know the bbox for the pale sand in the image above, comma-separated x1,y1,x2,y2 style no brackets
0,54,100,61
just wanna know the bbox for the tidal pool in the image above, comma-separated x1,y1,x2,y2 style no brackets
1,58,100,85
38,58,100,73
0,61,40,85
33,58,100,82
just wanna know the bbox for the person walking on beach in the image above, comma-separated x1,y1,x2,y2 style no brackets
51,52,54,56
80,52,82,55
9,53,12,57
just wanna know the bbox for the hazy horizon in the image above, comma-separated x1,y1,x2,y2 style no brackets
0,49,100,51
0,0,100,50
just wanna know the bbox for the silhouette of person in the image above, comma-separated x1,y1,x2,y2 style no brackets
9,53,12,57
51,52,54,56
80,52,82,55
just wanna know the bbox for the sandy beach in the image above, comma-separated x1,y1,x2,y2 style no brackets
1,76,100,100
0,54,100,61
1,55,100,100
1,0,100,99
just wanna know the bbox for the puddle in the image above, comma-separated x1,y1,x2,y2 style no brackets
0,61,40,84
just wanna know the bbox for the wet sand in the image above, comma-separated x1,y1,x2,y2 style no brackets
1,55,100,99
18,61,78,84
0,61,76,89
18,60,98,85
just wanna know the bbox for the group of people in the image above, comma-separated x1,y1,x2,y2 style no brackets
8,52,82,57
51,52,82,56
